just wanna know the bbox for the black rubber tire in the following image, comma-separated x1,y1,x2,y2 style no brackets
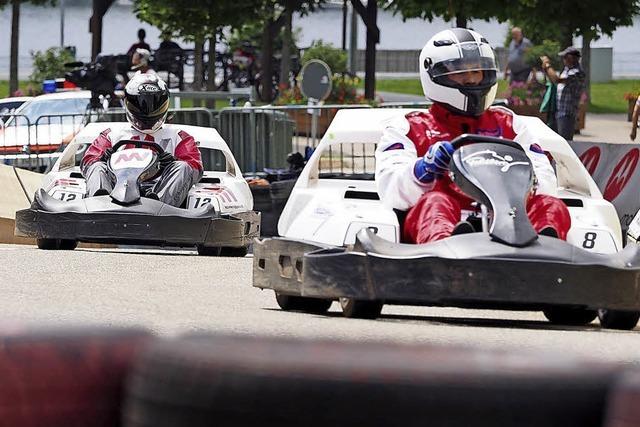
58,239,78,250
196,245,221,256
122,334,618,427
37,238,60,250
598,309,640,330
0,326,153,427
543,307,598,326
340,297,383,319
219,246,249,257
275,292,332,314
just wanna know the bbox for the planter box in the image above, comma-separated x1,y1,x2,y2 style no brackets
288,109,337,137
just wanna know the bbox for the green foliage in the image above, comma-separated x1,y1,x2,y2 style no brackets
29,47,75,84
276,74,368,105
227,22,300,52
524,40,561,69
301,40,347,74
383,0,512,25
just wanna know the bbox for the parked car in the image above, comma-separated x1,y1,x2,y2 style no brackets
0,96,32,124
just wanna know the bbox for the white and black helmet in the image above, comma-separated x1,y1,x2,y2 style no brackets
419,28,498,116
124,73,169,134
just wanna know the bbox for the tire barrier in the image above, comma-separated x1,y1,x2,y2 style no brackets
605,370,640,427
123,333,619,427
0,327,153,427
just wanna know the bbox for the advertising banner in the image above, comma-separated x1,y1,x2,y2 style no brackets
572,141,640,232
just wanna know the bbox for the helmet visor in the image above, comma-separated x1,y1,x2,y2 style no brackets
430,56,497,79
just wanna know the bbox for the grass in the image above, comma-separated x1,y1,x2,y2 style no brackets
0,80,33,98
370,78,640,114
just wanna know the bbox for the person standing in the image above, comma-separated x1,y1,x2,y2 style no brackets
630,95,640,141
541,47,585,141
127,29,151,57
504,27,533,83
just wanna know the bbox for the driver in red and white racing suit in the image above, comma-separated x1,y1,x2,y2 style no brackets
376,28,571,244
81,73,202,207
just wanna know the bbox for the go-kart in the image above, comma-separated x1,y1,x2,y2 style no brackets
15,122,259,256
253,108,640,330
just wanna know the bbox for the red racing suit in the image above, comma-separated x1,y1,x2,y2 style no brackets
81,126,203,173
375,103,571,244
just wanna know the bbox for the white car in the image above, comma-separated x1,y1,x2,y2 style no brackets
15,122,260,256
0,96,32,123
0,90,92,171
253,108,640,330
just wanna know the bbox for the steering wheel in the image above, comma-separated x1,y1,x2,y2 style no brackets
111,139,166,154
451,133,523,151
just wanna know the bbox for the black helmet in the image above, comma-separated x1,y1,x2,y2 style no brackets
124,73,170,134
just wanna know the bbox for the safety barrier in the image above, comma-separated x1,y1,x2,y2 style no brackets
96,107,218,128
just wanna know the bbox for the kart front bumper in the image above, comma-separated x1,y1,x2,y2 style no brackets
253,230,640,312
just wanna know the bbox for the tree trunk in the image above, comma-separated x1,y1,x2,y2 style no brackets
351,0,379,101
279,3,293,89
260,18,275,102
206,34,217,108
9,0,20,96
193,39,205,106
455,12,466,28
581,32,592,105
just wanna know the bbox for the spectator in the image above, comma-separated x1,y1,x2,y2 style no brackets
541,47,586,141
127,28,151,57
504,27,533,83
131,48,155,74
630,95,640,141
157,32,182,52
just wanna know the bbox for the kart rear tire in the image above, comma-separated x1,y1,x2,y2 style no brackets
37,238,60,250
340,298,383,319
597,309,640,330
196,245,221,256
220,246,249,257
59,239,78,250
543,307,598,326
275,292,332,314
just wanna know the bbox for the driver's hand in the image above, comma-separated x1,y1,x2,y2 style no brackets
414,141,455,183
158,151,176,168
100,147,113,163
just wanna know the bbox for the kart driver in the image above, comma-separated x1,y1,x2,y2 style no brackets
375,28,571,244
81,73,202,207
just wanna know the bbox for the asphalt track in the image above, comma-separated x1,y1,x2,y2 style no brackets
1,243,639,366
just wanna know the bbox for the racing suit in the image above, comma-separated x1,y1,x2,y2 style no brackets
375,103,571,244
80,127,203,207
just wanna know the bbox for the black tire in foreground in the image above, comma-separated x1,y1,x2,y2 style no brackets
274,292,332,314
598,309,640,330
123,333,619,427
339,297,384,319
0,326,153,427
543,307,598,326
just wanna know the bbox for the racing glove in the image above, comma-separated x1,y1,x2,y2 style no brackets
158,151,176,169
413,141,455,183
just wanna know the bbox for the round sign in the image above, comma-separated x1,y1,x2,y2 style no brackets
300,59,332,101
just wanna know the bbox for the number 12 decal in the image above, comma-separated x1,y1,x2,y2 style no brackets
57,192,77,202
193,197,212,208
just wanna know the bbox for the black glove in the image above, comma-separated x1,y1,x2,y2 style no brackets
100,147,113,163
158,151,176,168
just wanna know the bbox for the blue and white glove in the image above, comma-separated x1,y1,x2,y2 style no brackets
413,141,455,183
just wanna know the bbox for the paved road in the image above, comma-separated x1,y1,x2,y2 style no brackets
1,243,639,366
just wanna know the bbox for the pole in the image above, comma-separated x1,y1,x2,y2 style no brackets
348,4,357,74
342,0,347,51
60,0,65,47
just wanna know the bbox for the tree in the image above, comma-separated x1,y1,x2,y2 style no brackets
384,0,511,29
134,0,259,91
0,0,56,96
351,0,378,100
509,0,640,101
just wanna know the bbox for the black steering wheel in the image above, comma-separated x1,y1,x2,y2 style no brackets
111,139,166,154
451,133,524,151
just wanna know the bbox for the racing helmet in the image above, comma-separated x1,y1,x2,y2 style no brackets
131,48,151,70
124,73,169,134
419,28,498,116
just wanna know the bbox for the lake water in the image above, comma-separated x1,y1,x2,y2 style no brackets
1,2,640,79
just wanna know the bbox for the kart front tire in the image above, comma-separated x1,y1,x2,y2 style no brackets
197,245,221,256
220,246,249,257
340,298,383,319
37,238,59,250
543,307,597,326
275,292,331,314
598,309,640,330
58,239,78,250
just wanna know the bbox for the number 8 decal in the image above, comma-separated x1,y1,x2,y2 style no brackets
582,232,597,249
